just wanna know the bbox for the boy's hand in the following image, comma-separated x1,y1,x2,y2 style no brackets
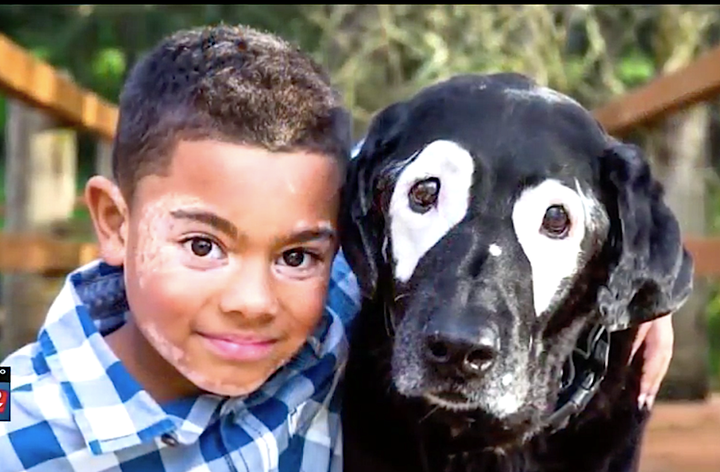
630,315,674,410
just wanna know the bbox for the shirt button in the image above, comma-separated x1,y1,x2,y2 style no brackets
161,433,179,447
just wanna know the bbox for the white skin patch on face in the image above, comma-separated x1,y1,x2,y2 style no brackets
295,220,335,233
133,193,206,289
139,321,275,397
489,244,502,257
388,140,475,282
512,178,596,317
128,194,270,397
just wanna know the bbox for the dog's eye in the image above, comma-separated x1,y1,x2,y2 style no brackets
408,178,440,213
541,204,570,238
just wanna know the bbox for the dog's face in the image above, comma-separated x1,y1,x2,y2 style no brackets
341,73,693,444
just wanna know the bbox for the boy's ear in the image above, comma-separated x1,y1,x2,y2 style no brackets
85,176,129,267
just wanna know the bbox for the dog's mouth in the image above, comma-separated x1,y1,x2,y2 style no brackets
424,391,478,411
422,391,536,449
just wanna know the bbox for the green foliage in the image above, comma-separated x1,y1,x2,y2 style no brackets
617,53,656,88
91,48,126,98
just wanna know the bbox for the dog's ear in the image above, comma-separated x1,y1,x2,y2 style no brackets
340,102,409,299
598,142,694,332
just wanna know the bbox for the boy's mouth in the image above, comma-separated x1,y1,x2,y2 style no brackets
198,332,277,362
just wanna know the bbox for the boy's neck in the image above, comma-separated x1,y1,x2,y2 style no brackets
105,319,202,404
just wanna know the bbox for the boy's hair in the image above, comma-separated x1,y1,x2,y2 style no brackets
112,24,352,200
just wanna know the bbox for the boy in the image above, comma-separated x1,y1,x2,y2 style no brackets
0,24,360,472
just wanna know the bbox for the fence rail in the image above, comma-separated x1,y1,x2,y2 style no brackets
0,34,117,141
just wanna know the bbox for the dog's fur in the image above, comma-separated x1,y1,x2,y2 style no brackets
339,73,694,472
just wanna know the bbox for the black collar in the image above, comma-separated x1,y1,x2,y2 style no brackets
545,323,611,433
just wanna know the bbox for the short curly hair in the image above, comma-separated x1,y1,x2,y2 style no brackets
112,24,352,200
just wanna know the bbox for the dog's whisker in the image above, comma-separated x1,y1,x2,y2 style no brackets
419,404,441,423
393,293,409,303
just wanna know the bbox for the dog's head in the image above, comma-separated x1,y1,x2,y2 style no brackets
340,73,693,444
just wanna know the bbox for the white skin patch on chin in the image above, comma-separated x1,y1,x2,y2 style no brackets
511,179,594,316
388,140,475,282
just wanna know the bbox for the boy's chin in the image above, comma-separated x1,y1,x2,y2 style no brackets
178,364,267,397
177,351,295,398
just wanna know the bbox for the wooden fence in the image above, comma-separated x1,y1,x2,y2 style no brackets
0,32,720,365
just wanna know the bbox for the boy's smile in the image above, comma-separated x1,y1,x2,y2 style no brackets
89,140,342,402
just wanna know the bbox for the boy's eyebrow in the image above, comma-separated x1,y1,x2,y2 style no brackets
286,228,337,245
169,209,336,244
170,209,238,239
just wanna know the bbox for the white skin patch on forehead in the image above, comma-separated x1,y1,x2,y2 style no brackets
294,220,335,232
388,140,475,282
511,179,597,317
504,86,582,108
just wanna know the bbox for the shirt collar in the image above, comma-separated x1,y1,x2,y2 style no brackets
36,259,348,455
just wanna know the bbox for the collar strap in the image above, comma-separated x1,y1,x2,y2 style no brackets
546,323,610,433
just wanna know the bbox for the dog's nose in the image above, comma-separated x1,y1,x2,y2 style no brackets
424,327,499,377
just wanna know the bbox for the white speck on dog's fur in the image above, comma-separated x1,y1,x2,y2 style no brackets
501,373,513,387
489,244,502,257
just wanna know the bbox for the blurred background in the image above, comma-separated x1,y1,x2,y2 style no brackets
0,5,718,472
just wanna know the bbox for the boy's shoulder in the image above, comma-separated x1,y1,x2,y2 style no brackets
0,262,179,471
326,250,362,326
0,342,90,472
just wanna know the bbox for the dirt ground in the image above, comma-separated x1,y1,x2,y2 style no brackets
638,395,720,472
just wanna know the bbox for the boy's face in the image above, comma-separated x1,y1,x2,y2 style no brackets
89,140,342,398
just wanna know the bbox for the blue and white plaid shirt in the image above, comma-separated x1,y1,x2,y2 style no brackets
0,252,361,472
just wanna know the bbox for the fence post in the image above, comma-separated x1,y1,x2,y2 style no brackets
0,100,77,358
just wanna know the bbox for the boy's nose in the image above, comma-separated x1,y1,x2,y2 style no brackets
219,260,279,320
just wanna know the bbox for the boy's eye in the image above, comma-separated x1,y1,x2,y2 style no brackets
280,249,321,270
183,237,224,259
282,249,307,267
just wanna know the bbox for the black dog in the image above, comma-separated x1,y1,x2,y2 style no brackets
339,73,693,472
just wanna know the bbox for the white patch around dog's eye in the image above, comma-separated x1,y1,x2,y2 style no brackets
512,179,590,316
389,140,475,282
